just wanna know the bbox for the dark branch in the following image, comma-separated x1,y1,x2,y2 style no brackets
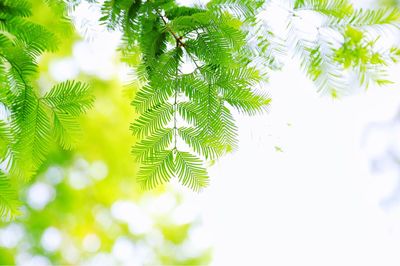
156,9,185,47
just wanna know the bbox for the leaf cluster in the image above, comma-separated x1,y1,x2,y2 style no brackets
0,0,93,219
2,0,400,200
100,0,271,190
284,0,400,96
101,0,400,190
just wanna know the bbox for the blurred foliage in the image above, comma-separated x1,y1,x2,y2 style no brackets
379,0,400,7
1,0,400,263
2,0,400,209
0,0,211,264
0,0,93,218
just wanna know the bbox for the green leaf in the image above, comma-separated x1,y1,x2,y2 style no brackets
51,110,82,150
207,0,264,20
294,0,354,19
11,88,51,179
223,88,271,115
42,81,93,149
175,151,209,191
130,103,174,138
0,171,20,220
43,81,93,117
137,149,175,190
178,127,221,160
133,128,174,162
217,105,238,153
0,120,11,159
0,0,32,17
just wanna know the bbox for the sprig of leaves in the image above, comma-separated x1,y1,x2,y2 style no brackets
282,0,400,96
100,0,400,190
0,0,93,219
101,0,271,190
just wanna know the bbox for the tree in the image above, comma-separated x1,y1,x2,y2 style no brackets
1,0,400,219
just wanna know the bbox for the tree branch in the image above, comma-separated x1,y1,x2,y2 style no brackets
156,9,185,47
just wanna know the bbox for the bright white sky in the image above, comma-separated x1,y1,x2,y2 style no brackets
198,62,400,266
60,1,400,265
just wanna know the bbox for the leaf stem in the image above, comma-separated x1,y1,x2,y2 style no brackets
156,9,185,47
173,69,178,152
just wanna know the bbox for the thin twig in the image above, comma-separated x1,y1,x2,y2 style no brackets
156,9,185,47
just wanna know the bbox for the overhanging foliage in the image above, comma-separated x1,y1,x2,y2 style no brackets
1,0,400,218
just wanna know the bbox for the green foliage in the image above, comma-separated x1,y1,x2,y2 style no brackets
294,0,354,18
43,81,94,149
0,171,19,220
99,0,400,190
0,0,93,218
207,0,264,21
174,151,209,190
286,0,400,96
2,0,400,214
100,0,271,190
11,88,51,178
0,121,11,159
137,149,175,190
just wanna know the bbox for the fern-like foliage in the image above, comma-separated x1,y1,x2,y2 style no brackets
280,0,400,96
100,0,271,190
0,0,93,219
0,170,19,220
97,0,400,190
3,0,398,219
